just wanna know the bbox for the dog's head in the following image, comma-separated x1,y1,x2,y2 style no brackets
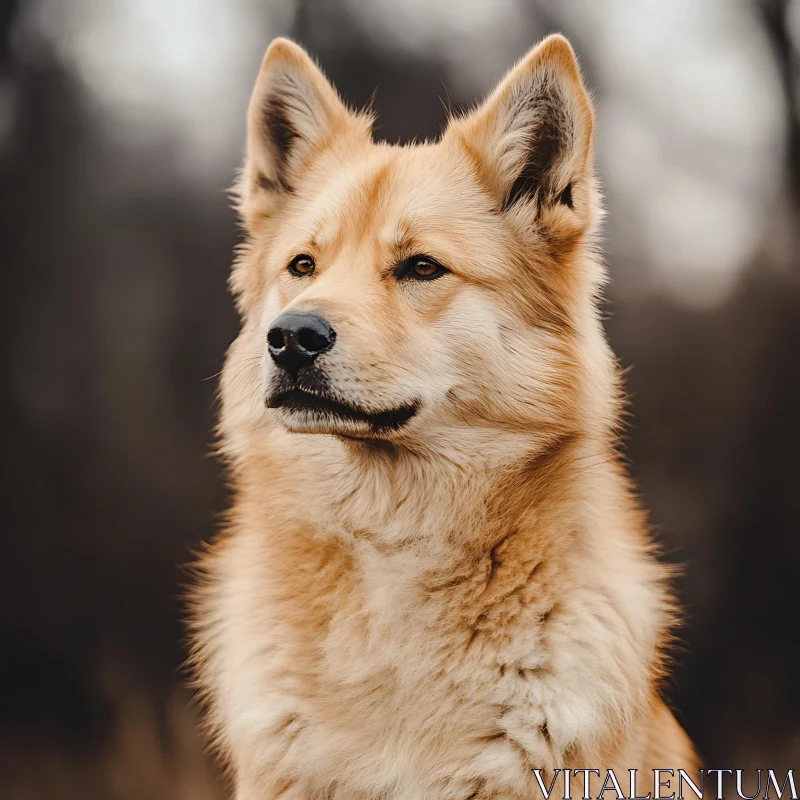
223,36,611,455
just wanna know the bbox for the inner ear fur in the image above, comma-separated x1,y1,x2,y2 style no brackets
446,34,595,232
238,38,372,226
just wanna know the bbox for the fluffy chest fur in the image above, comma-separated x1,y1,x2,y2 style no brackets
195,437,674,799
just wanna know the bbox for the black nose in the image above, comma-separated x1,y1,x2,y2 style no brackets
267,312,336,372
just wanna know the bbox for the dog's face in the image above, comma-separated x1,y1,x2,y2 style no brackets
223,36,604,452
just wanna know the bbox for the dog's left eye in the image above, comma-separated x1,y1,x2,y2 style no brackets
397,256,448,281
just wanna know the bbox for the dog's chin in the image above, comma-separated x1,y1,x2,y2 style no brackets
272,408,382,438
267,388,419,439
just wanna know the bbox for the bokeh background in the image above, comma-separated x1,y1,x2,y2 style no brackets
1,0,798,797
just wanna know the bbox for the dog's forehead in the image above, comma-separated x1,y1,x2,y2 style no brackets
302,142,494,254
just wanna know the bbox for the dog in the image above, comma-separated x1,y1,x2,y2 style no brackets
189,34,697,799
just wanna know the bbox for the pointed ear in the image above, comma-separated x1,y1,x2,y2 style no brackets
239,38,371,224
446,35,595,235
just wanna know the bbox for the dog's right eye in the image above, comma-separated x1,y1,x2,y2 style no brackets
288,255,316,277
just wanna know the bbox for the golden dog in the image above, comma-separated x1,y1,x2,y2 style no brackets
190,34,697,799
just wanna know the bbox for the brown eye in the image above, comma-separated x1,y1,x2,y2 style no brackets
288,255,315,277
399,256,447,281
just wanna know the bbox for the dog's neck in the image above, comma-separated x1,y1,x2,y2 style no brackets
237,418,668,740
277,423,617,571
272,423,666,712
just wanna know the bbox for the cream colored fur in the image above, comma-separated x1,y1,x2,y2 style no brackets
189,34,697,799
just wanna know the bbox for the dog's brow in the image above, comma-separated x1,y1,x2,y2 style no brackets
287,214,323,251
387,217,420,260
392,235,418,262
373,228,420,281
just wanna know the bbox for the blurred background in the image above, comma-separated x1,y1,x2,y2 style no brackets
0,0,798,797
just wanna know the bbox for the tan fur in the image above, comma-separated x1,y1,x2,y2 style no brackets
189,35,697,799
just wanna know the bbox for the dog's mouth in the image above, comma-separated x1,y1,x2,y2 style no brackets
267,388,419,435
